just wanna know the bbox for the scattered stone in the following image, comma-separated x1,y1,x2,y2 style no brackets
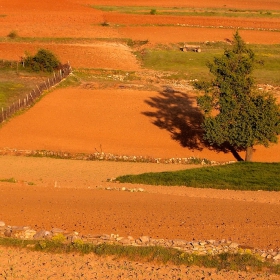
0,148,228,166
67,234,81,242
127,236,134,241
173,239,187,247
1,222,279,263
0,221,5,227
51,228,65,234
33,230,48,239
140,236,150,244
273,254,280,261
44,231,52,239
229,242,239,249
4,228,12,237
100,234,111,240
118,238,131,245
24,229,37,239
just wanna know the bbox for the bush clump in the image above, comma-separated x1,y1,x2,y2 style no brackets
24,49,61,72
7,30,19,39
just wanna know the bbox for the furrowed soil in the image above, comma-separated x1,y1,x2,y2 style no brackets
0,0,280,279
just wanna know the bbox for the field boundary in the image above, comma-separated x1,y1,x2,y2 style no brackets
0,147,223,165
0,63,72,123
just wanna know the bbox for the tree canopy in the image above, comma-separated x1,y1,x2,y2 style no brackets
195,31,280,161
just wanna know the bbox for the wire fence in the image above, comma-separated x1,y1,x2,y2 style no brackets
0,63,72,123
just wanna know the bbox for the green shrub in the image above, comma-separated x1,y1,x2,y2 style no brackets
24,49,61,72
52,233,66,243
7,31,19,39
126,39,149,48
150,9,157,15
101,21,110,26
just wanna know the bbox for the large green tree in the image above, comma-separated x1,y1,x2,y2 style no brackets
195,31,280,161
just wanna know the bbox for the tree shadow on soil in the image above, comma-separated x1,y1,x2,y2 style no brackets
142,87,243,161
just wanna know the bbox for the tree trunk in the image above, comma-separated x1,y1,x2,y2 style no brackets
245,146,254,162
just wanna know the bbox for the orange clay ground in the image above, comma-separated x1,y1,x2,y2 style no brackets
0,0,280,278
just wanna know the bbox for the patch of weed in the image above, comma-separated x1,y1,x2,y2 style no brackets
7,31,19,39
0,178,17,183
100,21,110,27
126,39,149,48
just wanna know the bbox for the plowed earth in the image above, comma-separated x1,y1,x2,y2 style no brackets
0,0,280,279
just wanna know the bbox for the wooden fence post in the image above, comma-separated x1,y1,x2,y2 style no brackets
0,62,72,122
37,85,41,95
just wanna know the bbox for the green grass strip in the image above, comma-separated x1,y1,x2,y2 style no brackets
90,5,280,19
0,237,279,274
117,162,280,191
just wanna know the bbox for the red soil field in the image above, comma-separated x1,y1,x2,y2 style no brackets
0,88,279,162
1,156,280,251
0,1,280,277
1,0,280,44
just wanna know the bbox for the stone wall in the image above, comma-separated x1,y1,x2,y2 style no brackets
0,221,279,263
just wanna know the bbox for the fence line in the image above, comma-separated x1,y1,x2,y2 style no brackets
0,63,72,123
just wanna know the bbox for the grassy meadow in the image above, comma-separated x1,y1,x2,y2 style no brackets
0,64,51,107
117,162,280,191
137,43,280,85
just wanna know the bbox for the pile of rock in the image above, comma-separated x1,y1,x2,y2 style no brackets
104,186,145,193
1,221,279,263
0,148,219,165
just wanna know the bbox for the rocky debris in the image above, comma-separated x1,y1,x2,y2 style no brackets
33,230,52,239
0,221,279,264
0,148,232,166
104,186,145,193
258,84,280,96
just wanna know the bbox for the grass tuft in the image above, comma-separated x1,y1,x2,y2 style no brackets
0,178,17,183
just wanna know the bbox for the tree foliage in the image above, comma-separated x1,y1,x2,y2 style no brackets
24,49,61,72
195,31,280,161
